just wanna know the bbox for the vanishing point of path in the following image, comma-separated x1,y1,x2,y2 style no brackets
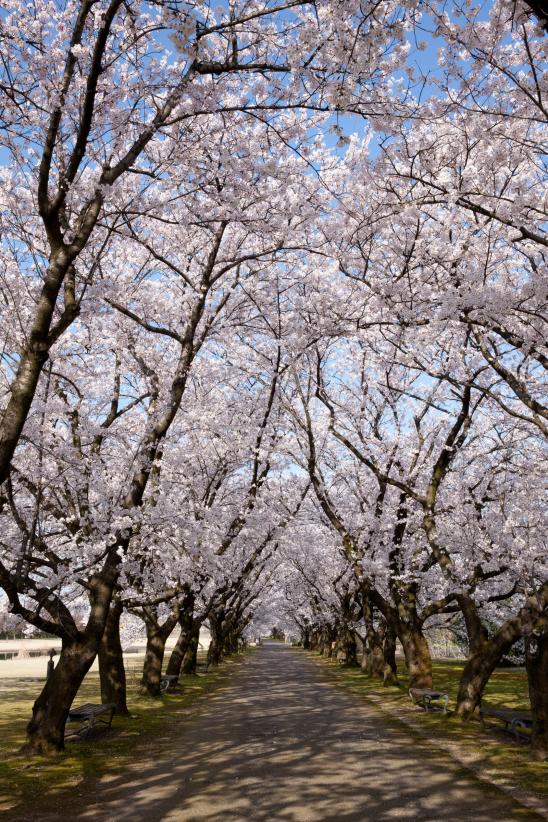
26,643,545,822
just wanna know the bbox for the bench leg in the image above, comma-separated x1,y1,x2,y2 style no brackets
512,720,529,742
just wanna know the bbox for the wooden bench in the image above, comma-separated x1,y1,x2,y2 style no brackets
67,703,116,737
479,704,533,741
409,688,449,714
160,674,178,693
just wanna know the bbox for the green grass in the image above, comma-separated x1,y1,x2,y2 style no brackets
0,651,249,814
309,654,548,799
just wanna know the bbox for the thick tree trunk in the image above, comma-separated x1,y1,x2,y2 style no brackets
457,594,489,655
336,627,358,666
382,622,398,686
181,626,200,675
455,625,523,718
23,568,117,754
165,625,190,682
23,639,98,755
141,626,167,698
526,625,548,760
366,641,384,677
400,625,432,689
456,583,548,719
0,251,77,487
98,600,129,716
207,615,225,667
322,625,336,657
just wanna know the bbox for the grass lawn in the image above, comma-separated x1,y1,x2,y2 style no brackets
310,653,548,800
0,651,248,814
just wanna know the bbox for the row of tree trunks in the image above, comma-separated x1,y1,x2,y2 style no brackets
205,607,249,667
305,584,547,758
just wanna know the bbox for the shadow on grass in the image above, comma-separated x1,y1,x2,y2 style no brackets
3,643,542,822
0,653,248,815
309,653,547,798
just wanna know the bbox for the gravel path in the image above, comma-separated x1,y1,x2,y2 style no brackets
16,642,543,822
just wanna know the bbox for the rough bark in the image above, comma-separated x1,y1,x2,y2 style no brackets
207,613,225,667
98,599,129,715
181,626,200,675
165,593,197,681
336,627,358,666
526,624,548,760
141,624,168,698
400,625,433,689
23,638,98,755
455,588,548,719
382,622,398,686
22,565,118,754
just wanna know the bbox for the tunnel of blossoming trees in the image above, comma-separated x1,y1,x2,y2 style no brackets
0,0,546,782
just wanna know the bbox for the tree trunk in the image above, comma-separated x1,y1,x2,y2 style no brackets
382,622,398,686
456,587,548,719
400,625,432,689
98,600,129,716
23,568,117,755
361,596,385,679
526,625,548,760
164,625,190,682
457,594,489,655
181,626,200,675
23,639,98,755
141,625,167,698
335,627,356,666
456,628,520,718
207,615,225,667
322,625,336,657
366,641,384,677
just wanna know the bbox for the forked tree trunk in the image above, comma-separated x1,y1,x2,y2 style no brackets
23,571,117,755
526,625,548,760
455,623,524,718
139,603,180,697
98,599,129,716
23,639,98,755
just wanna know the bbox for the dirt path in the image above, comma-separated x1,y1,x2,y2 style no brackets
18,643,544,821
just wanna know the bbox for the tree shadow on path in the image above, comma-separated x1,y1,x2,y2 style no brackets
8,643,543,822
